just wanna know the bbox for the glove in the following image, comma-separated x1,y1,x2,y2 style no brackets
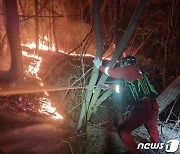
93,58,102,69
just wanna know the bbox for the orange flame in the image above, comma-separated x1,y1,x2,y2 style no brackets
21,35,111,120
22,37,63,120
39,98,63,119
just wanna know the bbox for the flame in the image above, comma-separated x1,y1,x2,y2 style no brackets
39,98,63,119
22,38,63,120
21,35,111,120
21,36,55,51
21,36,111,60
22,51,42,79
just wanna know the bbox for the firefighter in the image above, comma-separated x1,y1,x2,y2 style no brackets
93,56,160,154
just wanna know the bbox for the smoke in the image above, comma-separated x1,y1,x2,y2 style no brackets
0,124,59,154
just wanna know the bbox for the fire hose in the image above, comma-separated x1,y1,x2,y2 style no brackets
0,86,85,96
0,82,114,96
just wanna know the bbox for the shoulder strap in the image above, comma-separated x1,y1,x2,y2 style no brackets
139,67,159,98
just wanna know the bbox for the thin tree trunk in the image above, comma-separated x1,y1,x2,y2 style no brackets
48,0,53,53
1,0,22,80
115,0,120,48
77,0,103,132
114,0,123,123
34,0,39,52
87,0,148,121
132,30,154,56
162,0,177,88
52,0,59,52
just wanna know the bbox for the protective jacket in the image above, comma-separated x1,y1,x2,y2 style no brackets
99,65,158,105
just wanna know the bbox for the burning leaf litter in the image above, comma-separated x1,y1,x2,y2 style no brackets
22,36,63,120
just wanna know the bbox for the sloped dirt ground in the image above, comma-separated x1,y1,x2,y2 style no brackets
0,52,90,154
0,109,93,154
0,110,64,154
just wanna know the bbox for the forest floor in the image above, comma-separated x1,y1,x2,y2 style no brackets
0,50,179,154
0,51,87,154
0,110,63,154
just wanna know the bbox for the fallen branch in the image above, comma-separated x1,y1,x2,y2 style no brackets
157,75,180,113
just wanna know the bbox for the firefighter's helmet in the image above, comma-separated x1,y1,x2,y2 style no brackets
120,56,136,65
